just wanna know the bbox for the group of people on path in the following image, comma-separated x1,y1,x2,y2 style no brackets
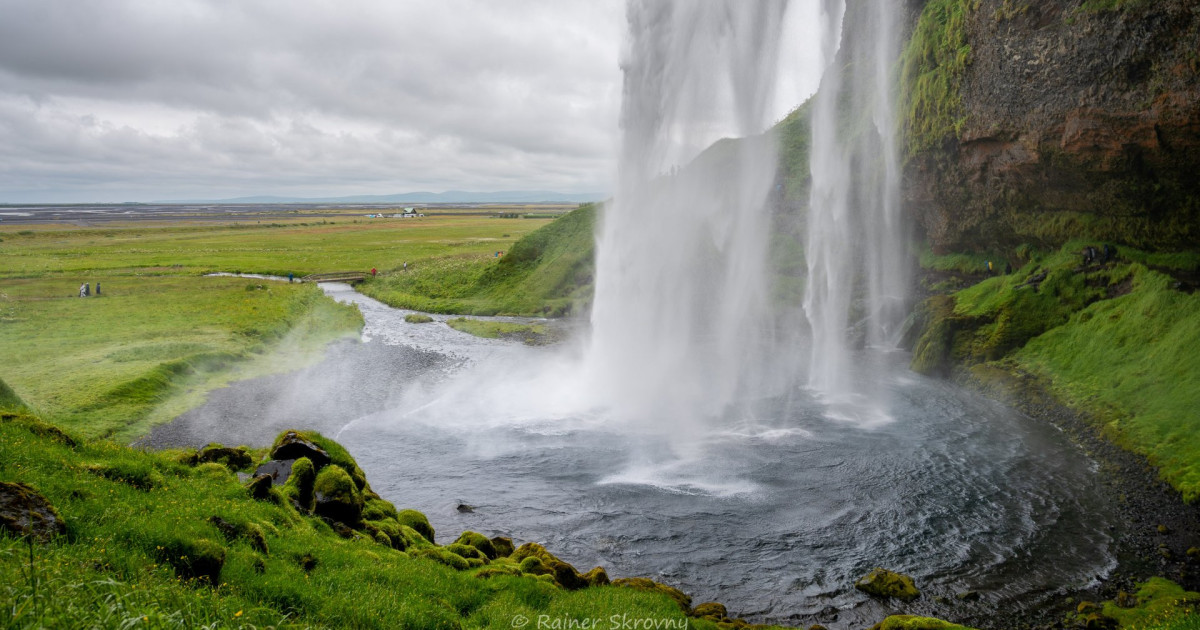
78,282,99,297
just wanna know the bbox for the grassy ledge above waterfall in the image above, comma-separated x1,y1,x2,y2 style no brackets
360,204,596,317
911,242,1200,501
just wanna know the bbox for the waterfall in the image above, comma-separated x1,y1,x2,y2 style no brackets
585,0,792,429
803,1,908,404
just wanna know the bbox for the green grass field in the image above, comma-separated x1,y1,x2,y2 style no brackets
0,214,554,441
0,215,551,279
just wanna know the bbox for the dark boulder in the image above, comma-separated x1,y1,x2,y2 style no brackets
245,474,273,501
0,482,65,542
270,431,330,467
254,459,294,486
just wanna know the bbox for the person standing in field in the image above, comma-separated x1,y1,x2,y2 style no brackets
288,272,294,283
95,282,101,296
371,267,377,278
79,283,87,297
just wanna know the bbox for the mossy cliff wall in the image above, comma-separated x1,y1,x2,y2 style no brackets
902,0,1200,252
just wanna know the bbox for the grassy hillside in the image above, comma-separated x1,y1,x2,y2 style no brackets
911,243,1200,501
361,204,596,317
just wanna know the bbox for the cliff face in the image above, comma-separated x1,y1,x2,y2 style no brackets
904,0,1200,253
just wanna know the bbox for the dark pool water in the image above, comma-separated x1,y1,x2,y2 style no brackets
301,285,1120,628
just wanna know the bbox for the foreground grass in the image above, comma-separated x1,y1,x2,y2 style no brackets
913,242,1200,501
362,205,595,317
0,276,361,441
0,414,720,630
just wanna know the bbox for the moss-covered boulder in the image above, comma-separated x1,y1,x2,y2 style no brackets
447,542,488,562
691,602,728,622
414,547,471,571
270,431,331,467
869,616,972,630
313,465,363,525
282,457,316,512
0,481,65,542
856,568,921,602
582,566,610,587
511,542,589,590
491,535,515,557
454,531,498,560
245,473,273,501
362,497,399,521
397,509,435,544
611,577,692,611
197,444,253,470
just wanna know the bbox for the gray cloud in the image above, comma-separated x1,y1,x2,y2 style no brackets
0,0,623,202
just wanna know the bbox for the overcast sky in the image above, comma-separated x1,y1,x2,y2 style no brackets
0,1,822,203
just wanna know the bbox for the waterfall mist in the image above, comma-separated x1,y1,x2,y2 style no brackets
803,1,909,413
585,0,796,431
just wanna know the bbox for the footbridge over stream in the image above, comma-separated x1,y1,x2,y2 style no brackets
302,271,368,284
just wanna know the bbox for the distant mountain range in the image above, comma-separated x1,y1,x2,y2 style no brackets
157,190,607,204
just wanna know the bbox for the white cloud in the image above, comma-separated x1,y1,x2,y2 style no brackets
0,0,624,202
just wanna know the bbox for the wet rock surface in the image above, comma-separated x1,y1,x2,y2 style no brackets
905,0,1200,251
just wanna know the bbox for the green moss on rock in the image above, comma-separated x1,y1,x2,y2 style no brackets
454,530,498,559
282,456,316,512
397,509,435,544
870,616,973,630
855,568,921,602
312,464,363,525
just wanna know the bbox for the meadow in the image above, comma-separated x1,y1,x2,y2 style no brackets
0,214,553,441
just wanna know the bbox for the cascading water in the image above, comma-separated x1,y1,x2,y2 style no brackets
803,1,910,408
585,0,794,431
